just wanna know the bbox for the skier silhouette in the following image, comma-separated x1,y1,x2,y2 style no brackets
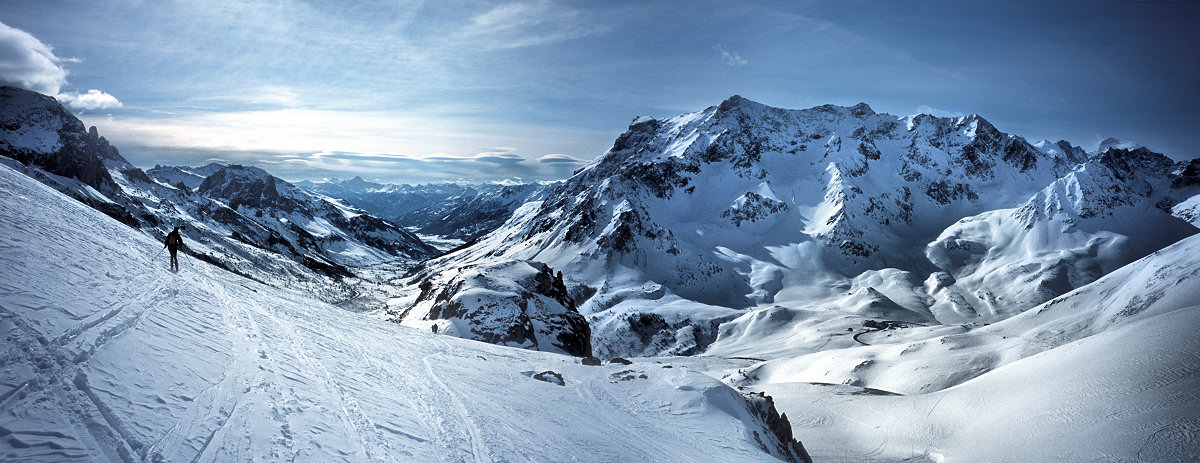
164,226,184,271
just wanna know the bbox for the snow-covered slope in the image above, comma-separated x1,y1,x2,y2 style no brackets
299,179,549,243
727,230,1200,461
298,178,477,225
197,164,437,267
0,86,436,308
399,95,1198,358
398,183,549,241
0,162,810,463
146,162,225,190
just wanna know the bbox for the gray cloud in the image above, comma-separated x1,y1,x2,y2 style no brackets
537,153,583,164
0,21,69,94
473,151,525,165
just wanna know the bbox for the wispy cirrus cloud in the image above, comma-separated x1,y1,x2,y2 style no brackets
713,44,747,66
85,106,599,183
188,85,302,109
457,1,610,50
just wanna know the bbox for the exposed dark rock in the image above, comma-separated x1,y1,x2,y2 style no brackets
531,370,565,386
0,87,119,195
609,369,647,381
743,391,813,463
1172,158,1200,188
405,261,592,357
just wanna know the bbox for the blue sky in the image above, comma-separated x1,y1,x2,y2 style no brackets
1,0,1197,184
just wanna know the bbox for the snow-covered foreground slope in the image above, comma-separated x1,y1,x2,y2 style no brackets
0,163,808,462
747,303,1200,461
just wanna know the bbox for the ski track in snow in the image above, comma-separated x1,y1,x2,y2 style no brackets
0,163,787,462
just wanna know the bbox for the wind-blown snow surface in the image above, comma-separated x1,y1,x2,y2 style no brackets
0,163,804,462
730,232,1200,461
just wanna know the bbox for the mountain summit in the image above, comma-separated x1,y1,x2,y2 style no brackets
395,96,1199,358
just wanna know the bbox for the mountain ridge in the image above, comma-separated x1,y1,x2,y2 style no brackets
0,86,437,308
394,95,1199,358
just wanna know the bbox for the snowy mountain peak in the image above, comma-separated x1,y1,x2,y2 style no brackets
849,102,875,116
0,85,126,194
198,164,293,211
402,96,1199,358
1033,139,1089,165
1092,145,1174,178
1095,136,1143,155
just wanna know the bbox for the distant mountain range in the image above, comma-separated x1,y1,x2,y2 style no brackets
394,95,1199,359
4,85,1199,460
4,84,1198,365
0,86,437,307
297,177,550,243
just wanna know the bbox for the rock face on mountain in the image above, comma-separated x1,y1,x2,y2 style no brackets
146,163,225,190
0,86,120,194
197,165,438,266
400,95,1199,356
394,260,591,356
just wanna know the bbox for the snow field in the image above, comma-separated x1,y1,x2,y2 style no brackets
699,230,1200,461
0,163,798,462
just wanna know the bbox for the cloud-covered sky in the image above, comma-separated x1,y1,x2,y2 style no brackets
1,0,1197,184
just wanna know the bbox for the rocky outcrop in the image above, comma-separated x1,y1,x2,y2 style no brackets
0,86,119,194
397,260,592,357
743,391,812,463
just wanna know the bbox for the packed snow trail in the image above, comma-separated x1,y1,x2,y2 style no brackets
0,163,795,462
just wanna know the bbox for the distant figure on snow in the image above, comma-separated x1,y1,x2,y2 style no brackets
164,226,185,271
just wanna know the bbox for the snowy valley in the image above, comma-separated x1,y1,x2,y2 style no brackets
2,85,1199,461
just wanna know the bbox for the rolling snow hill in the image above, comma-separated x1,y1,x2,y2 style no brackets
727,230,1200,461
0,161,809,463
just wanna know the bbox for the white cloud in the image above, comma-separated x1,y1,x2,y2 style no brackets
915,105,963,118
190,85,301,108
473,148,525,165
537,153,582,164
56,89,122,111
713,44,747,66
0,21,69,94
459,1,608,50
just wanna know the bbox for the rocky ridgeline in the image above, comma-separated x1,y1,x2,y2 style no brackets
400,95,1199,357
